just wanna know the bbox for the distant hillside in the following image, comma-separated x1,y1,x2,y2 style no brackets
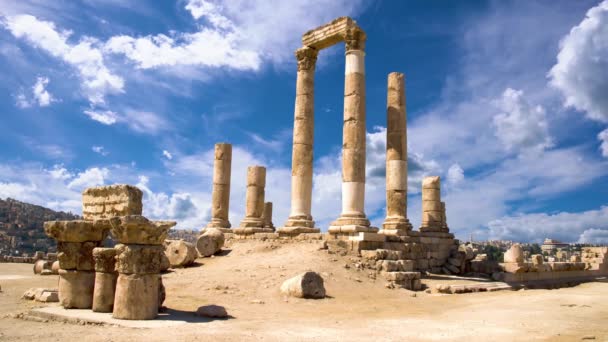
0,198,80,256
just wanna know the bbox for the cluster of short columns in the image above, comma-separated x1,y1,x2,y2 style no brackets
380,72,413,235
329,28,374,234
44,220,109,309
279,47,320,235
236,166,273,233
206,143,232,231
419,176,448,232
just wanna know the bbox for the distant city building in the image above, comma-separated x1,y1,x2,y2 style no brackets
541,238,569,253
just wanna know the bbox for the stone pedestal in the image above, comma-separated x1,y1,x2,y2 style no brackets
44,220,110,309
206,143,232,230
92,247,117,313
110,215,175,320
279,47,320,236
237,166,273,234
380,72,412,236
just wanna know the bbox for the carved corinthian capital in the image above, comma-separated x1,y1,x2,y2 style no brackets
343,27,366,52
295,46,318,71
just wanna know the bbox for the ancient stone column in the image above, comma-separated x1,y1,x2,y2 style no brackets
279,47,320,235
92,247,117,313
110,215,175,320
329,27,373,234
44,220,110,309
238,166,268,231
262,202,275,231
206,143,232,230
381,72,412,235
419,176,444,232
440,201,448,230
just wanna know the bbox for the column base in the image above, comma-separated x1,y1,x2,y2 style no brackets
283,215,316,228
419,224,450,233
277,227,321,236
329,214,371,232
232,227,275,235
328,225,378,234
379,217,413,236
239,218,264,228
206,219,231,230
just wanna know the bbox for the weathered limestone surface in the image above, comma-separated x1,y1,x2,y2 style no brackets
381,72,412,235
207,143,232,229
113,273,160,320
56,241,100,271
58,269,95,309
92,247,117,313
115,244,164,274
165,240,197,268
419,176,448,232
82,184,143,220
262,202,275,230
109,215,175,245
196,228,225,257
239,166,268,229
504,244,524,264
280,272,326,299
44,220,110,243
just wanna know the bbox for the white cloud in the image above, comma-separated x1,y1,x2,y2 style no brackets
598,128,608,158
549,1,608,122
162,150,173,160
15,92,31,108
84,109,119,125
67,167,109,190
447,164,464,186
3,14,124,106
32,76,53,106
493,88,553,152
578,228,608,244
48,165,73,180
92,145,109,156
483,206,608,243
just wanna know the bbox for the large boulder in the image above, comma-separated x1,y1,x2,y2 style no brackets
165,240,197,268
280,272,326,299
504,244,524,264
196,228,225,257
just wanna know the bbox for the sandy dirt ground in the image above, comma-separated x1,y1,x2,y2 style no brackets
0,240,606,341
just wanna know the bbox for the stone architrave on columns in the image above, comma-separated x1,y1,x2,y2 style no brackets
236,166,273,234
206,143,232,231
381,72,413,235
329,26,375,235
279,47,320,236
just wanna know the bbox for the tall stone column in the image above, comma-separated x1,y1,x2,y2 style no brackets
419,176,445,232
206,143,232,230
238,166,267,229
329,28,374,234
381,72,412,235
279,47,320,235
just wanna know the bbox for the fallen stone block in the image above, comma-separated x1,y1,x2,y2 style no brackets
165,240,197,267
35,290,59,303
280,272,326,299
196,305,228,318
196,228,225,257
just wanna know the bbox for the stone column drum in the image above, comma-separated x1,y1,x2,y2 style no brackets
110,215,175,320
262,202,275,231
238,166,272,232
419,176,446,232
279,47,320,235
92,247,117,313
329,27,374,234
44,220,110,309
381,72,413,235
206,143,232,230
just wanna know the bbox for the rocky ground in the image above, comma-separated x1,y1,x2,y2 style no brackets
0,239,606,341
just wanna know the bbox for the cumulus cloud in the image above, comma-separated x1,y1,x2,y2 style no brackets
482,206,608,243
14,76,55,108
549,1,608,122
598,128,608,158
136,175,200,226
493,88,553,152
67,167,109,190
3,14,124,106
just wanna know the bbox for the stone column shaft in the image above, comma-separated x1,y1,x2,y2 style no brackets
329,33,372,232
239,166,266,228
382,72,412,234
262,202,275,230
420,176,446,232
207,143,232,229
280,47,320,234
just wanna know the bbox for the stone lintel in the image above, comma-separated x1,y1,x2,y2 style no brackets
301,16,365,51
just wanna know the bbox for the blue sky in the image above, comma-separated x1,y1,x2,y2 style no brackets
1,0,607,243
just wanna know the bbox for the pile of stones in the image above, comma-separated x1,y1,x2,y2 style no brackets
360,249,421,290
44,184,175,320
